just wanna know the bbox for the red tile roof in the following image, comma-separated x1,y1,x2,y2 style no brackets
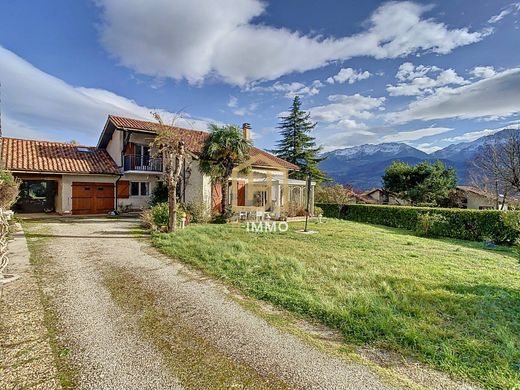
108,115,299,170
1,137,120,175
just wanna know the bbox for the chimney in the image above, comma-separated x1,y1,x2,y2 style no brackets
242,123,252,142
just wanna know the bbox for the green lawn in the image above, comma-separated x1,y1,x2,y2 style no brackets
152,219,520,389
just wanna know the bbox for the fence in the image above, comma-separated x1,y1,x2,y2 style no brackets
0,210,12,293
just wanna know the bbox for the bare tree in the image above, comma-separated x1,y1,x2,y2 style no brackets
150,113,186,232
471,130,520,210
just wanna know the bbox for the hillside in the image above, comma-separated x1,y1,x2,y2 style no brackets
319,129,517,190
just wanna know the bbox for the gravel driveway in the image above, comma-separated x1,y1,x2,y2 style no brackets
26,217,401,390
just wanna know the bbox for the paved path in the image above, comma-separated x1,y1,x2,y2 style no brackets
26,217,402,390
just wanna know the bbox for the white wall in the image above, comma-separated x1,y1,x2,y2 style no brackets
106,129,123,166
118,172,162,210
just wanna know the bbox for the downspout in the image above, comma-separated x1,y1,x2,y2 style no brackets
115,173,123,213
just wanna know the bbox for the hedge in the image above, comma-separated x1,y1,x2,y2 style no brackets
315,203,520,244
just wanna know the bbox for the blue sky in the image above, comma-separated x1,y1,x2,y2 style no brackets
1,0,519,153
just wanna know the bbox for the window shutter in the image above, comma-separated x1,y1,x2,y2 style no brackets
117,180,130,199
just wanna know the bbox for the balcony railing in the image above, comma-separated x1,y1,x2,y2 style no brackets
123,154,163,172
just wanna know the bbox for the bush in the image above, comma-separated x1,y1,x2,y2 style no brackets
315,203,520,244
288,201,306,217
150,202,169,228
313,206,323,216
150,182,168,205
142,202,188,230
0,170,20,209
184,199,210,223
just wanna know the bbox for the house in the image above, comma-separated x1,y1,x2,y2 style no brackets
362,188,409,205
0,115,314,217
454,186,514,210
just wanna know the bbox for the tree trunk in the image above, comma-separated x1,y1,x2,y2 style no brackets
168,181,177,232
221,178,228,216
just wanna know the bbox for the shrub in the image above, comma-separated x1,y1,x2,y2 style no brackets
184,199,210,223
313,206,323,216
315,203,520,244
150,182,168,205
141,202,188,230
0,170,20,209
288,201,306,217
150,202,169,228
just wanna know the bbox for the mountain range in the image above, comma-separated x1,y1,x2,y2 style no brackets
318,128,516,190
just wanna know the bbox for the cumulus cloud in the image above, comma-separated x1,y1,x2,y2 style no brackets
388,68,520,123
386,62,467,96
470,66,496,79
0,46,213,143
95,0,487,85
382,127,453,142
326,68,371,84
310,94,385,125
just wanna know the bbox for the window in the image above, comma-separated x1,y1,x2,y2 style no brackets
140,182,149,196
131,182,140,196
135,145,151,166
130,181,149,196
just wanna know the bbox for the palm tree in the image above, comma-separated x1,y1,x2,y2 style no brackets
199,124,251,217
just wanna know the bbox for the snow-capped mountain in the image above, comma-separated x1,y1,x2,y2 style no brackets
324,142,428,160
431,128,515,162
319,128,518,190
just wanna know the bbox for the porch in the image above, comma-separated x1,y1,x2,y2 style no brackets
212,169,315,219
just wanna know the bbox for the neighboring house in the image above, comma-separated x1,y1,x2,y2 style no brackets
362,188,409,205
455,186,512,210
0,115,313,216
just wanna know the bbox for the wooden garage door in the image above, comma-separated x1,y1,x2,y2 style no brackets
72,182,115,215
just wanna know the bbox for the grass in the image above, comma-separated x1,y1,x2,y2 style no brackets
23,222,78,389
102,265,288,389
152,219,520,390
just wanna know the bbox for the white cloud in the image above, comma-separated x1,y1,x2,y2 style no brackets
440,125,520,143
489,9,512,23
442,129,500,143
488,2,520,24
387,62,467,96
227,96,238,108
310,94,385,124
382,127,453,142
0,46,213,143
388,68,520,123
248,80,322,98
326,68,371,84
95,0,487,85
470,66,496,79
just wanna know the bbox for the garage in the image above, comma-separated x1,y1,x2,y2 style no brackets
72,182,115,215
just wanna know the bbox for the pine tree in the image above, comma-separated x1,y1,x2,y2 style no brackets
272,96,327,181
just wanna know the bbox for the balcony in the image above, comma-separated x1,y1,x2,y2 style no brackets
123,154,163,172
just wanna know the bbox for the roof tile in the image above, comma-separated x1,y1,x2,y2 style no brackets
1,137,120,175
